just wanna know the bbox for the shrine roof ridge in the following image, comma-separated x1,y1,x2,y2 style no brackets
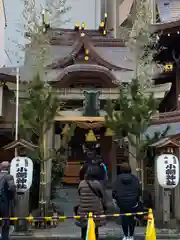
47,28,126,47
46,35,131,71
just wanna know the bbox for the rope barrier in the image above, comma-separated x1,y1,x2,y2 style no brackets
0,211,148,221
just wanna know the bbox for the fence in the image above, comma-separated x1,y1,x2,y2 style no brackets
0,211,148,221
0,209,156,239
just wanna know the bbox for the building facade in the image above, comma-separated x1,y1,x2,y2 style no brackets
1,0,180,224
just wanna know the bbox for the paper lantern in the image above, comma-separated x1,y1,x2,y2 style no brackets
84,49,89,61
103,30,107,36
100,22,104,28
84,56,89,61
81,22,85,30
164,63,173,72
74,24,80,31
10,157,33,193
156,154,179,188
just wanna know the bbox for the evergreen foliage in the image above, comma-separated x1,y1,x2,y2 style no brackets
16,0,72,216
106,0,169,169
20,74,75,216
105,78,169,167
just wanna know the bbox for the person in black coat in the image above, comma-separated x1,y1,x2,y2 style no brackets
79,149,107,183
112,162,141,240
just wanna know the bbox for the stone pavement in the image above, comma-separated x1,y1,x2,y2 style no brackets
11,220,180,239
31,220,180,239
10,187,180,239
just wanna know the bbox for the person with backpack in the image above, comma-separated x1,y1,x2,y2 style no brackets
112,162,141,240
79,156,107,184
0,161,16,240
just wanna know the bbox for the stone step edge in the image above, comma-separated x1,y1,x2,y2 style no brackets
10,233,180,238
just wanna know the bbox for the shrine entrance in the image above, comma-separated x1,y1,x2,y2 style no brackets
54,119,114,184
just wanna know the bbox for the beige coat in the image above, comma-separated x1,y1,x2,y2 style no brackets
76,180,107,227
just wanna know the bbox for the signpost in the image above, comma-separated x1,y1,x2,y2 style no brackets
156,154,179,225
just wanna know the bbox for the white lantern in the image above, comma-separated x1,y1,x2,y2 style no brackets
10,156,33,193
156,154,179,189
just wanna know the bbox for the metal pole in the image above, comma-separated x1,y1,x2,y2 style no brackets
15,67,19,157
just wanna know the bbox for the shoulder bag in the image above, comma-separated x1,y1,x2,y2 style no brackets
86,180,106,211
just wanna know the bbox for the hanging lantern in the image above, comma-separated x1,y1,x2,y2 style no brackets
86,130,97,142
99,21,104,33
105,128,114,136
100,22,104,28
84,49,89,61
164,63,173,72
74,23,80,31
81,22,85,30
42,9,50,33
104,13,107,28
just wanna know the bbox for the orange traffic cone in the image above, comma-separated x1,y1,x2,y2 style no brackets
86,212,96,240
145,208,156,240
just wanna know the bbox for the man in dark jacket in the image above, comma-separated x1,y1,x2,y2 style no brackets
112,162,141,240
0,161,16,240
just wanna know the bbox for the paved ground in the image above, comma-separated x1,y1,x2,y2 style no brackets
11,220,180,239
10,187,180,239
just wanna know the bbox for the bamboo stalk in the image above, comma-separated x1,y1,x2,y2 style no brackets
39,132,46,217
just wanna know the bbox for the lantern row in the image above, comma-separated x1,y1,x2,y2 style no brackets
42,10,108,36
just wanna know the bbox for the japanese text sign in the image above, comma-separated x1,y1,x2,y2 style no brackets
156,154,179,188
10,157,33,193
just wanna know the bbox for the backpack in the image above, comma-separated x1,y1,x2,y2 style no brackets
101,163,108,181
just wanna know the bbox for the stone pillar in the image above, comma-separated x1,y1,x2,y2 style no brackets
45,124,54,203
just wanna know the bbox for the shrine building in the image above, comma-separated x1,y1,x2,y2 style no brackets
1,0,180,224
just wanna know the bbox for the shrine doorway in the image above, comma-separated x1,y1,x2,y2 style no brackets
54,122,113,184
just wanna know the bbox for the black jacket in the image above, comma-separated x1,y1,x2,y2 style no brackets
112,173,141,210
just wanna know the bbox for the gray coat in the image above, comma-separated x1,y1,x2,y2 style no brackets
76,180,107,227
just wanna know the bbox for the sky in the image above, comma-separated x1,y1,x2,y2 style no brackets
4,0,25,66
0,0,6,66
3,0,102,67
